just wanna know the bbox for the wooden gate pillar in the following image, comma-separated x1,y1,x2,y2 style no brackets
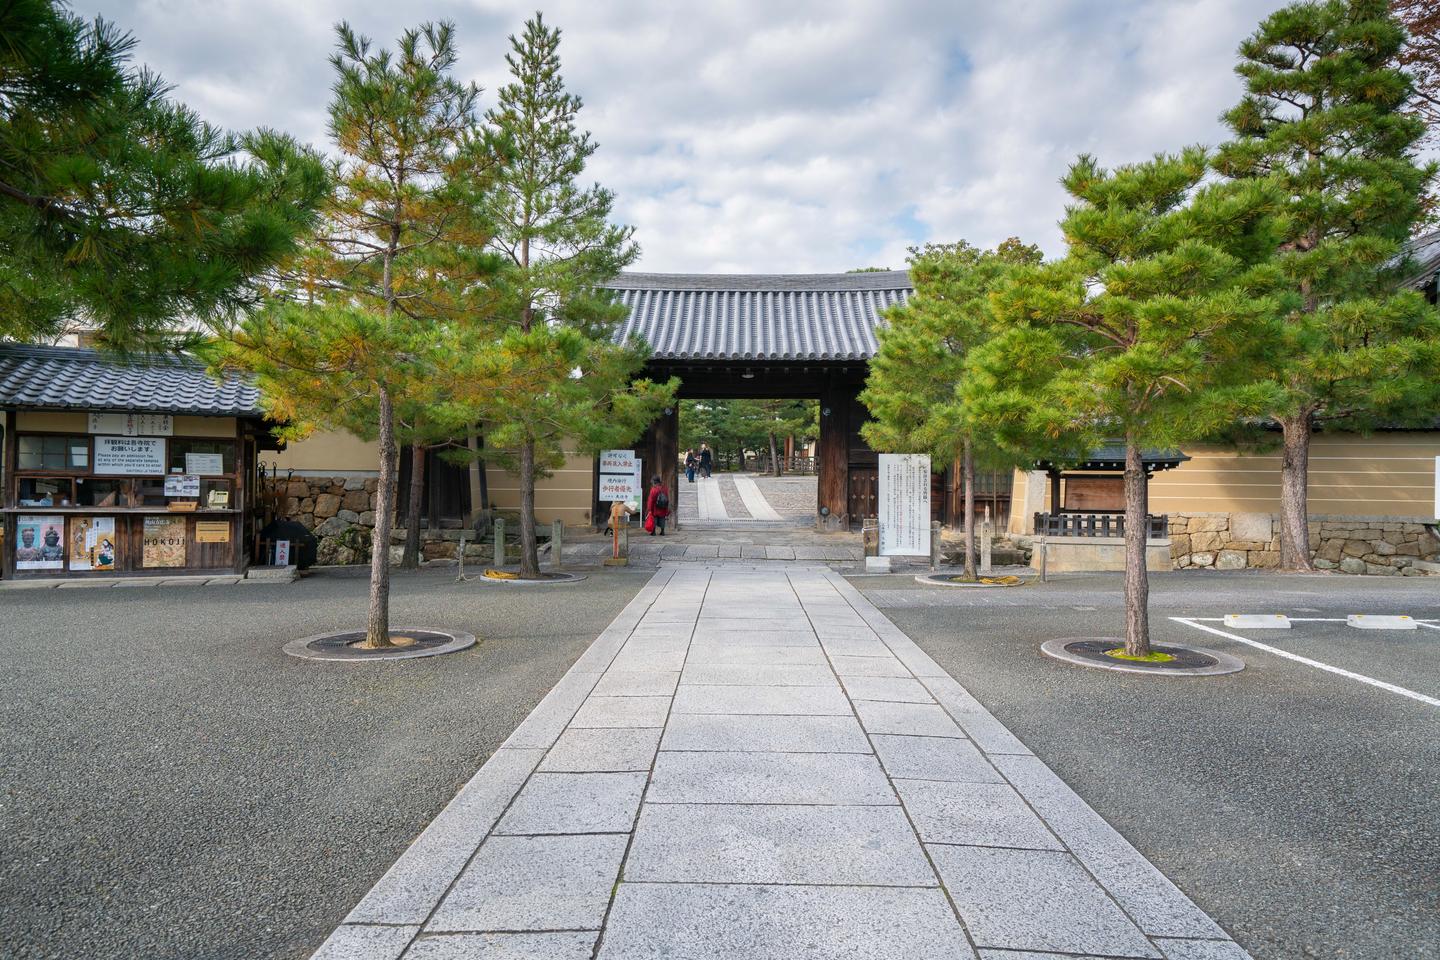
653,404,679,529
817,380,851,531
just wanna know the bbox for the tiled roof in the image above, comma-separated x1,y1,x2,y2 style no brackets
1401,229,1440,290
607,271,912,362
0,343,262,417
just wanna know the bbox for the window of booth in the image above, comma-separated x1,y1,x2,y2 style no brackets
75,477,125,507
18,435,90,471
168,439,235,475
18,476,76,506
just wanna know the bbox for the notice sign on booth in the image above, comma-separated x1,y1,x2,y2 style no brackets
599,449,640,503
94,436,166,475
879,453,931,557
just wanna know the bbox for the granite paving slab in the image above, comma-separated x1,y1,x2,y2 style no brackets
311,567,1252,960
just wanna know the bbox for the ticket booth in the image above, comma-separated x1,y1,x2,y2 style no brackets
0,344,273,582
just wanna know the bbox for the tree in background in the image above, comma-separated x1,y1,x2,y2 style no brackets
0,0,326,348
470,14,674,577
862,239,1042,579
223,22,489,646
680,399,817,473
972,150,1286,656
1215,0,1440,572
1392,0,1440,224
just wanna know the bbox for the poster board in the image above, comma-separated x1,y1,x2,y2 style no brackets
599,449,640,503
88,412,172,436
185,453,224,476
68,516,117,571
94,436,166,475
15,516,65,570
142,516,187,568
163,474,201,497
878,453,931,557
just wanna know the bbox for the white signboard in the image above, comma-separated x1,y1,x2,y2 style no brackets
599,449,640,502
163,474,201,497
879,453,931,557
93,436,167,475
185,452,225,476
88,412,173,436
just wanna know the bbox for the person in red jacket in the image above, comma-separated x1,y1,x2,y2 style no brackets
645,475,670,536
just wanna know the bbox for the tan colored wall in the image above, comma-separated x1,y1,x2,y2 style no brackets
274,429,596,526
16,411,236,437
272,429,379,473
485,451,595,526
1149,432,1439,518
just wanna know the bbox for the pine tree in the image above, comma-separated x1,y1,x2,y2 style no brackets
1215,0,1440,571
470,14,675,577
0,0,326,348
974,150,1286,656
1392,0,1440,223
861,239,1042,579
223,22,489,647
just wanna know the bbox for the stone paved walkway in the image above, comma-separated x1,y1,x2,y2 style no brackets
312,568,1251,960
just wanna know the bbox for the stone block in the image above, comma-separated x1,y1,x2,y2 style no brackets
313,493,342,519
1170,534,1191,556
1317,539,1345,562
315,516,350,537
1223,541,1265,552
929,846,1159,957
342,490,370,512
285,480,311,498
1229,512,1272,543
598,884,969,960
299,496,315,513
344,476,368,491
660,713,871,753
1342,540,1369,558
624,803,934,886
1313,558,1336,569
841,676,935,704
283,497,301,516
830,654,912,678
1339,557,1366,575
1190,552,1215,567
1373,540,1397,556
357,510,376,526
647,751,895,805
1365,563,1397,576
337,509,361,523
1249,550,1279,569
670,684,849,716
310,923,418,960
1189,531,1224,552
541,728,661,773
494,772,646,835
871,734,1004,784
1186,516,1227,532
679,663,834,687
1214,550,1247,570
896,779,1062,850
570,695,670,728
406,933,595,960
429,834,627,932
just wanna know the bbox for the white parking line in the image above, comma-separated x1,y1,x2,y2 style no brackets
1419,622,1440,632
1171,617,1440,708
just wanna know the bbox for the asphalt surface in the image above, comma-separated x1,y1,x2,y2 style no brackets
852,569,1440,960
0,566,652,960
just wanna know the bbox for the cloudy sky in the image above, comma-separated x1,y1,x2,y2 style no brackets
91,0,1293,273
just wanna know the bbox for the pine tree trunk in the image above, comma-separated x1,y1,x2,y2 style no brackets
1278,413,1316,572
768,432,780,477
359,386,397,649
1122,440,1151,658
962,439,976,580
518,439,540,578
400,444,426,569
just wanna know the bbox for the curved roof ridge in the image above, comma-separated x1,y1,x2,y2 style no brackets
606,270,912,293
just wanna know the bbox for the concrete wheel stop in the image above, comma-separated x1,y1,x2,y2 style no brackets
915,572,1028,588
472,569,587,585
1041,637,1244,676
283,628,476,662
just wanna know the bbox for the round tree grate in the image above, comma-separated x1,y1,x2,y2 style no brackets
283,628,476,662
1040,637,1244,676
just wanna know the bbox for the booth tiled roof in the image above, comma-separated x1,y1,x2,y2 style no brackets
607,271,912,362
0,343,262,417
1402,229,1440,290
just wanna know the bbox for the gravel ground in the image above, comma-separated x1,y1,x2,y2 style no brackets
0,567,652,960
851,569,1440,960
748,473,817,519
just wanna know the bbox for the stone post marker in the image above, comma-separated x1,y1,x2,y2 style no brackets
980,508,993,575
930,521,942,570
493,518,506,567
551,519,564,570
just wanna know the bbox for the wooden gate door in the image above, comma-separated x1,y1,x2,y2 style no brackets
848,467,878,522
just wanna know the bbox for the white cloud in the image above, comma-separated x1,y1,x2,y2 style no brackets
89,0,1292,271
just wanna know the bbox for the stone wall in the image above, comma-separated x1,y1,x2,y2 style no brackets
279,475,471,565
1168,512,1440,576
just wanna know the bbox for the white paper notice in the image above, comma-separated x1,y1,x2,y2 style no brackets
93,436,167,475
879,453,931,557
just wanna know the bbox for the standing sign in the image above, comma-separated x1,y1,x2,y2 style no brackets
599,449,640,503
94,436,166,475
878,453,931,557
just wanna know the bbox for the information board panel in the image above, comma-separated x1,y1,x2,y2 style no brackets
599,449,640,502
94,436,166,475
88,412,173,436
878,453,931,557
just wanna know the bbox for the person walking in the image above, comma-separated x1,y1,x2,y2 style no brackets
699,443,713,479
685,449,698,483
645,475,671,536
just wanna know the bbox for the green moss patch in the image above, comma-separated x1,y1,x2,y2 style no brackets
1103,648,1177,664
